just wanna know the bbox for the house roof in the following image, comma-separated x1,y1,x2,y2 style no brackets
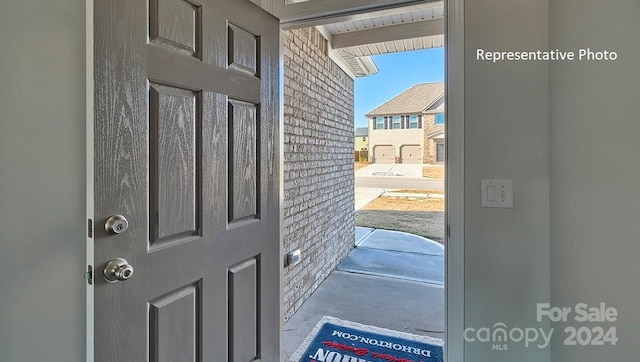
424,95,445,113
366,82,444,116
355,127,368,137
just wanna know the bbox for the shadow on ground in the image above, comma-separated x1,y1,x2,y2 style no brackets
355,210,445,243
284,227,445,359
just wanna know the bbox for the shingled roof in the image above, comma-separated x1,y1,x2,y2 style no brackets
366,82,444,116
354,127,368,137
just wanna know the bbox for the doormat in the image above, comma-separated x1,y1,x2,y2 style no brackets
290,316,443,362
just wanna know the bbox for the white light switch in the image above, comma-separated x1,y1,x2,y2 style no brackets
487,186,496,201
481,179,514,208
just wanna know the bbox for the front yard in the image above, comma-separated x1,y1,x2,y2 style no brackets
355,190,445,243
422,165,445,179
354,162,370,171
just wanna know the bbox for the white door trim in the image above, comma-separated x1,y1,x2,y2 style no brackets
85,0,95,360
444,0,465,360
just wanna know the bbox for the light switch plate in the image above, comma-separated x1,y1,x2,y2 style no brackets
481,179,514,208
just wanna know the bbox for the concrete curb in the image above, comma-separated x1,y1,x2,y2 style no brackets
382,192,445,199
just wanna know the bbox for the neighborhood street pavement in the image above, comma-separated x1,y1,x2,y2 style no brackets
355,164,444,191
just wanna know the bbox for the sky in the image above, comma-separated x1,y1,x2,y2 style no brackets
353,47,445,128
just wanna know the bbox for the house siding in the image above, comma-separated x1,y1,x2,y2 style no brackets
282,27,355,321
366,84,444,165
368,124,424,163
367,113,444,164
355,136,368,151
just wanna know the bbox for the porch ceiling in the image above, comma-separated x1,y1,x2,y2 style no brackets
325,4,444,55
316,1,444,77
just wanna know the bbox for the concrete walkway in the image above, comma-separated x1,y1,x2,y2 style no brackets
354,187,387,210
283,227,445,360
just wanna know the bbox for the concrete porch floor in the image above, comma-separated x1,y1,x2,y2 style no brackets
283,227,445,359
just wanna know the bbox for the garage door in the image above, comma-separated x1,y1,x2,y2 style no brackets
401,145,423,164
373,145,395,163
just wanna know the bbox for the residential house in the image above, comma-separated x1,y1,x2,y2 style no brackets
354,127,369,152
366,82,445,164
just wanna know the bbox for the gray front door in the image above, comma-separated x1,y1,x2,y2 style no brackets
92,0,280,360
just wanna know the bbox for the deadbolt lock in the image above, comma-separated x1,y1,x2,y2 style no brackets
105,215,129,235
103,258,134,283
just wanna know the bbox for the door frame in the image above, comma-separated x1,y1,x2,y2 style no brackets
269,0,465,359
268,1,465,360
445,0,465,360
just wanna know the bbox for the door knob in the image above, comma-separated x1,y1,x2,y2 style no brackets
105,215,129,235
103,258,134,283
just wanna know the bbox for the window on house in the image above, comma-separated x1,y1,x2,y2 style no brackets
362,137,366,141
392,116,401,129
374,117,384,130
409,115,419,128
435,113,445,125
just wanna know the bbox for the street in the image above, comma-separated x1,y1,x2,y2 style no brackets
355,175,444,190
355,164,444,191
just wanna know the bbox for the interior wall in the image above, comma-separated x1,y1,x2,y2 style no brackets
464,1,551,361
0,1,86,361
549,1,640,360
282,27,355,321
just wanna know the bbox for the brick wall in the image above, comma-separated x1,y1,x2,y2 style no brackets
422,114,445,163
282,27,355,321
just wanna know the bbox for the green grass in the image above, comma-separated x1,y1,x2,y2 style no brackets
355,210,445,243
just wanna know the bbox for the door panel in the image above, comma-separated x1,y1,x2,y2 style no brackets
228,258,259,361
93,0,280,360
229,99,259,222
149,284,200,362
228,24,259,76
149,83,200,245
149,0,201,57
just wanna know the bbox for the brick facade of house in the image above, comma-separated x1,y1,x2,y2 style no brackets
422,114,445,163
282,28,355,321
